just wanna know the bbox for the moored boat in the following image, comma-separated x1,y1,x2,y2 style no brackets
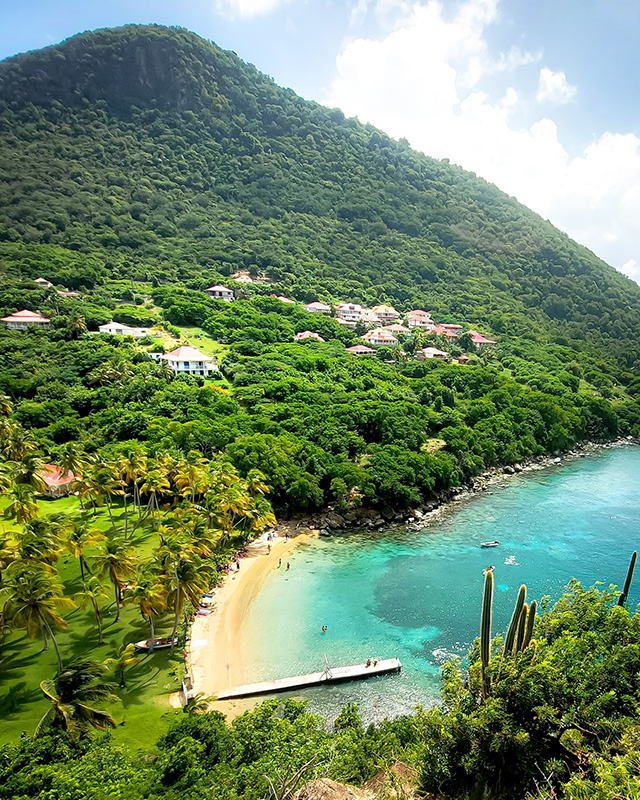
480,541,499,547
134,637,177,651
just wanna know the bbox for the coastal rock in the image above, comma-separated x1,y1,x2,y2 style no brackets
324,512,345,530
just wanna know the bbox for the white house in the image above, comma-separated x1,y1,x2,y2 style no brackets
468,330,497,350
372,304,400,323
305,301,331,314
1,309,51,330
406,310,435,331
336,303,376,326
160,346,218,377
99,322,151,338
205,285,235,302
345,344,376,356
362,328,399,346
33,277,53,289
416,346,448,361
384,323,410,335
294,331,325,342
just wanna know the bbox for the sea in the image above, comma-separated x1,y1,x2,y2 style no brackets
241,444,640,722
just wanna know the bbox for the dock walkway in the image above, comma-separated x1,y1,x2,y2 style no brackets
217,657,402,700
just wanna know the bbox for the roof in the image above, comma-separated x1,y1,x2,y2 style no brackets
372,304,398,313
420,346,448,356
440,323,463,329
305,301,331,310
1,309,50,323
346,345,376,353
385,323,410,333
39,464,79,487
363,330,398,343
162,346,214,362
335,318,351,325
294,331,324,341
271,294,296,304
468,329,497,344
206,285,233,292
407,309,431,317
433,325,459,338
234,274,253,283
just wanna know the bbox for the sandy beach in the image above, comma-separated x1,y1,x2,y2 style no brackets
188,528,315,716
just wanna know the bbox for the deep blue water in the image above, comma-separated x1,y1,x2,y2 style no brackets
242,445,640,722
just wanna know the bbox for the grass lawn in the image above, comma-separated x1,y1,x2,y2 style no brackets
0,496,190,752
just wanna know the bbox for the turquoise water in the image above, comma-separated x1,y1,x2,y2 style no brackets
242,446,640,722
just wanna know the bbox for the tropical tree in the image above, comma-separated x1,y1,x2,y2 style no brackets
119,447,148,519
164,554,210,653
67,312,87,338
10,453,48,495
16,518,64,565
0,563,76,672
62,512,106,581
56,442,92,478
2,423,38,461
74,576,109,644
140,468,170,530
183,692,212,716
4,484,39,525
124,566,166,647
88,464,123,531
92,537,137,623
104,643,141,688
35,658,117,740
0,393,12,416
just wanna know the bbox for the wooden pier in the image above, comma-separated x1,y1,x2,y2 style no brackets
217,657,402,700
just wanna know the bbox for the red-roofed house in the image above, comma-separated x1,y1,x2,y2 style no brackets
1,309,51,330
305,301,331,314
39,464,79,498
346,344,376,356
384,323,410,334
468,330,497,350
234,274,253,284
457,354,470,364
159,346,218,376
294,331,325,342
432,325,460,340
362,328,398,346
205,285,235,302
406,310,434,331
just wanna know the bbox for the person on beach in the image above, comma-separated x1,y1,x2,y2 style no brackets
278,558,282,567
366,659,371,667
268,544,271,553
286,562,290,569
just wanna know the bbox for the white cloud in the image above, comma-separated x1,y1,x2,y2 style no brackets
214,0,288,19
536,67,577,104
324,0,640,282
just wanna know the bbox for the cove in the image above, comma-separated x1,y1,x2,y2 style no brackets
241,445,640,722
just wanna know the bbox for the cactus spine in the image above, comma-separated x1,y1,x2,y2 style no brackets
522,600,537,650
504,585,527,653
480,569,494,696
617,551,637,607
514,603,528,653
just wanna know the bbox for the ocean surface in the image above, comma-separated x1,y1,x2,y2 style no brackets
241,445,640,722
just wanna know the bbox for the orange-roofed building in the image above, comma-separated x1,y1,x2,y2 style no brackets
39,464,79,497
1,309,51,330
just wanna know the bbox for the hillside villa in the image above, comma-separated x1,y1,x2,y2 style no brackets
468,330,497,350
336,302,376,326
362,328,399,346
372,304,400,323
233,274,253,284
1,309,51,330
205,285,235,302
346,344,376,356
406,310,435,330
33,277,53,289
39,464,79,498
416,346,448,360
294,331,324,342
99,322,151,338
151,345,218,377
305,301,331,314
384,323,410,335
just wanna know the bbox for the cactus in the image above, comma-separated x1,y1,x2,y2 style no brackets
504,585,527,654
480,569,494,696
514,603,528,653
522,600,537,650
617,551,637,607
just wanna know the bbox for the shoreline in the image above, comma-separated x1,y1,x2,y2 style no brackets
188,528,315,715
185,436,637,717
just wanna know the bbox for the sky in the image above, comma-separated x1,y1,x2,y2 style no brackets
2,0,640,282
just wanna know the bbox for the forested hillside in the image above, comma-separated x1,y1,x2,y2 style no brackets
1,25,640,367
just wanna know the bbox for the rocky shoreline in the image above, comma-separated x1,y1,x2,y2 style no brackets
280,436,639,539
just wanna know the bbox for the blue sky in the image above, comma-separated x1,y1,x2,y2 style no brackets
2,0,639,281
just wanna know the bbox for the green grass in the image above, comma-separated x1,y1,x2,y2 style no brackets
0,496,189,752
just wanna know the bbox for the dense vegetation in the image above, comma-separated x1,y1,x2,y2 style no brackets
2,23,640,800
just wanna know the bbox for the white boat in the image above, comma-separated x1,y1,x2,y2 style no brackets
134,637,177,651
480,541,499,547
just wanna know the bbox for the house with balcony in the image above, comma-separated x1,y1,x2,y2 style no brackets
415,346,448,361
159,346,218,377
205,285,235,302
362,328,399,346
305,301,331,314
99,321,151,338
468,330,497,350
1,309,51,330
372,304,400,324
336,303,376,326
406,310,435,330
384,323,410,335
346,344,376,356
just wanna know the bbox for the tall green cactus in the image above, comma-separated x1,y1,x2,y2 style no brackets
480,569,494,696
514,603,528,653
522,600,537,650
617,551,637,607
504,585,527,653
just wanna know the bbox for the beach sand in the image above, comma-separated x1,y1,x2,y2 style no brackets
188,528,315,718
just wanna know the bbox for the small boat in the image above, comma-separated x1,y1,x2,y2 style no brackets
480,541,499,547
134,637,177,651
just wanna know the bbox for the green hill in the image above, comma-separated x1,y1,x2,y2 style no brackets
1,24,640,369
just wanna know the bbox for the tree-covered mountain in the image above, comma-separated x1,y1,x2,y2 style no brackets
1,24,640,369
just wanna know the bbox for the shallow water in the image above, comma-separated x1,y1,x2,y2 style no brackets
241,446,640,722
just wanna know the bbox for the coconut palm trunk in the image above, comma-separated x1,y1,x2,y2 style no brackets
170,575,181,654
41,615,63,672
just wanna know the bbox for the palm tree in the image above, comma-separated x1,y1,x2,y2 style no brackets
104,643,141,688
35,658,117,740
174,453,208,502
245,469,270,498
74,576,109,644
67,312,87,338
4,484,39,525
140,469,170,530
16,519,64,565
164,554,211,654
92,537,137,623
10,453,48,495
124,567,166,648
56,442,92,479
0,393,12,416
0,563,76,672
2,423,38,461
183,692,212,716
88,465,123,531
62,512,106,581
119,447,148,519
